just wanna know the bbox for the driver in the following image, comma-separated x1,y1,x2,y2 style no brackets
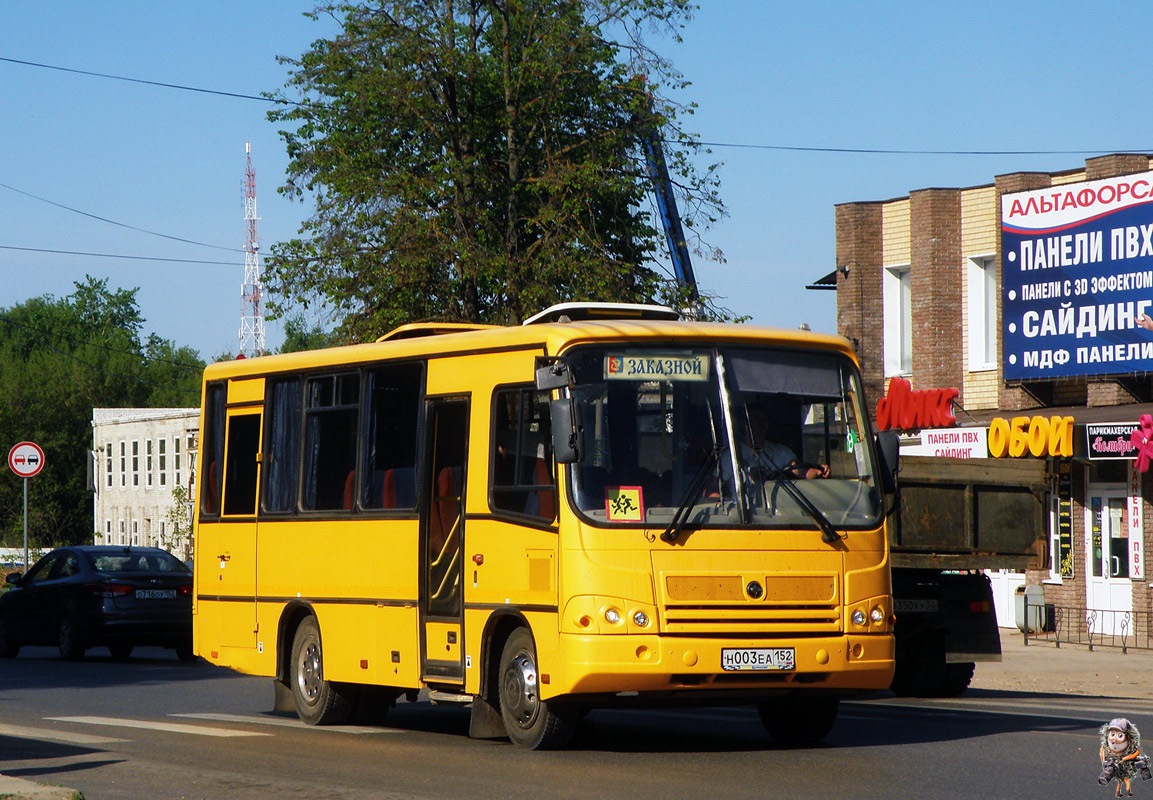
743,403,828,480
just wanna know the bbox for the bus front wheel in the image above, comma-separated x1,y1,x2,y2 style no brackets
291,617,356,725
757,694,839,746
497,628,574,750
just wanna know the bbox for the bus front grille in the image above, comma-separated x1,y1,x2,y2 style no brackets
659,604,842,635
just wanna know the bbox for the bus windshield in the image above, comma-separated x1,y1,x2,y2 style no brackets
566,346,883,530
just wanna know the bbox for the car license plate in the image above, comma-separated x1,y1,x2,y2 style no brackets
135,589,177,600
721,647,795,672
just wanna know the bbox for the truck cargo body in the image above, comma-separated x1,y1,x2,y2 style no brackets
889,456,1048,696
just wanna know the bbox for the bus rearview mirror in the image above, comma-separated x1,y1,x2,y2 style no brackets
550,398,582,464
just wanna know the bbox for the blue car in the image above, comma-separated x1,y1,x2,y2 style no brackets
0,546,193,661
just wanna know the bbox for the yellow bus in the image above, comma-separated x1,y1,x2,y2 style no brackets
193,303,896,749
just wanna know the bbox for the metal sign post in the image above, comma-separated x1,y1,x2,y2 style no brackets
9,442,45,572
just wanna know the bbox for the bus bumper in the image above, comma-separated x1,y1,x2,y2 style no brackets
548,632,895,698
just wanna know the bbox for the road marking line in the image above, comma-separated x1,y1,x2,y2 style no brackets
170,712,403,734
0,722,128,745
44,716,270,738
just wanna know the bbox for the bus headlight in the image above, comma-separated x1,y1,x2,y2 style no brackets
870,606,885,624
851,609,867,627
604,608,621,625
632,610,650,627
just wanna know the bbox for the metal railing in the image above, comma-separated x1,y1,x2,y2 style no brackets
1021,602,1153,652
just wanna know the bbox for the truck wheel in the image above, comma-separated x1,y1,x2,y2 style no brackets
758,694,839,746
891,633,946,697
498,628,575,749
291,617,356,725
936,662,975,697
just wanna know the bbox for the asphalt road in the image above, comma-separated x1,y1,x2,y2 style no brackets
1,645,1146,799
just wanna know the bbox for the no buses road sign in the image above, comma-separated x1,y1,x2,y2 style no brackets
8,441,45,478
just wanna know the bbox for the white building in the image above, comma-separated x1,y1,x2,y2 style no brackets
91,408,199,562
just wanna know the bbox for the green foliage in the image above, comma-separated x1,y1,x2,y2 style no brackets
267,0,728,340
279,312,341,353
0,277,205,548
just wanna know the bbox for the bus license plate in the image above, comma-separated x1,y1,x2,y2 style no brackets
135,589,176,600
721,647,795,672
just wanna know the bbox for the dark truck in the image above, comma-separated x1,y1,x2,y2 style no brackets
888,455,1048,696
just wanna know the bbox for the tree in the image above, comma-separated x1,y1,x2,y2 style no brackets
267,0,725,340
0,277,205,548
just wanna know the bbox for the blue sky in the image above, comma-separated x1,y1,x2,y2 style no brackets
2,2,1151,360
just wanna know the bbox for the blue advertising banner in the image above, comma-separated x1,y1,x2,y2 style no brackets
1001,170,1153,380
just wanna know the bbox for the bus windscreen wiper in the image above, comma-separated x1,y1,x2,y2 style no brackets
661,445,724,544
753,451,843,545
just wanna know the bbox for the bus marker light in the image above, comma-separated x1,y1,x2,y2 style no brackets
472,554,484,565
578,615,592,628
360,659,369,669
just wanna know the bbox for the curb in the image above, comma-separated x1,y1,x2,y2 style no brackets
0,774,83,800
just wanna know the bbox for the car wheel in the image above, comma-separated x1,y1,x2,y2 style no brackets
757,694,840,746
498,628,575,750
290,617,356,725
108,644,133,661
57,614,87,661
0,616,20,658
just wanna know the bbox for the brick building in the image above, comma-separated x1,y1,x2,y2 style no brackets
91,408,199,562
833,154,1153,640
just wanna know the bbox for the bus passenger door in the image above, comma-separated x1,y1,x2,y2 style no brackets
420,398,468,683
216,408,262,650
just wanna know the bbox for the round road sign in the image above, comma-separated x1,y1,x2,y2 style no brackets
9,442,45,478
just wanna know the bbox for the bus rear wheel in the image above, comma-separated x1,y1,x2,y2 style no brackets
757,694,839,746
291,617,356,725
498,628,574,750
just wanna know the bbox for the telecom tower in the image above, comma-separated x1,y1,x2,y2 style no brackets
238,142,266,358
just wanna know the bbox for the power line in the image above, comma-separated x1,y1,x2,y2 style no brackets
0,181,242,252
689,141,1150,157
2,54,1143,158
0,55,294,105
0,244,240,266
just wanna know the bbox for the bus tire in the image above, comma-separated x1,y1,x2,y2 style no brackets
291,617,356,725
497,628,574,750
757,694,839,746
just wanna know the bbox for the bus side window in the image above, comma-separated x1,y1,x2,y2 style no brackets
223,414,261,516
200,383,226,516
361,363,423,510
263,377,302,513
301,372,361,511
490,387,555,521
